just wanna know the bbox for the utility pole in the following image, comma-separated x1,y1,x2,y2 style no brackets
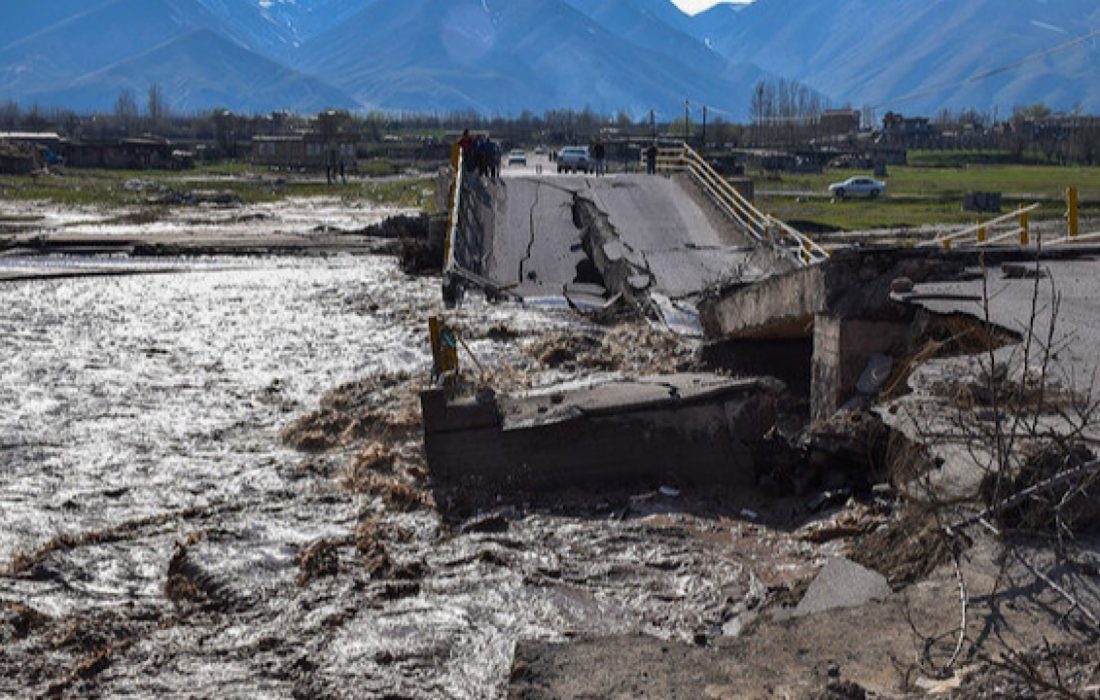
684,99,690,143
701,105,708,156
650,109,656,141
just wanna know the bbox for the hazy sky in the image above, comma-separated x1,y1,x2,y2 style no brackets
670,0,749,15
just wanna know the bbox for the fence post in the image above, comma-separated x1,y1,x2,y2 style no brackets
1019,210,1030,246
977,222,986,243
1067,186,1079,239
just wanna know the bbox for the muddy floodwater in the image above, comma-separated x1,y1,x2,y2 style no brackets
0,251,821,698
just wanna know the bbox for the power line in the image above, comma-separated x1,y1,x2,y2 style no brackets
876,27,1100,111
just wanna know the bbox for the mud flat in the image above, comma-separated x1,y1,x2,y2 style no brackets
0,195,441,269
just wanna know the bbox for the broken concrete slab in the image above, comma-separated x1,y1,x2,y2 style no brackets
698,248,1069,423
789,557,891,619
895,257,1100,400
878,256,1100,500
422,373,782,505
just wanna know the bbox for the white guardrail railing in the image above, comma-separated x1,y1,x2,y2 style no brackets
665,143,830,267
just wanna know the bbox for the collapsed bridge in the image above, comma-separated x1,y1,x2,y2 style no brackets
442,143,828,331
428,143,1100,499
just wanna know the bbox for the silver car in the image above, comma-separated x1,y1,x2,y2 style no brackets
557,146,591,174
828,176,886,199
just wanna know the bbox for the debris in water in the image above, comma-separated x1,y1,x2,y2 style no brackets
297,539,340,586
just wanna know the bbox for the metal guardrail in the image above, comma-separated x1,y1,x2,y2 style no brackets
674,143,830,267
919,203,1041,249
671,147,1090,259
442,148,464,282
442,149,522,302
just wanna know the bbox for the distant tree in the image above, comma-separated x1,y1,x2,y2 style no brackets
362,111,386,142
861,104,876,131
23,103,48,132
749,78,827,146
0,100,21,130
115,89,138,134
1012,102,1052,123
147,83,168,129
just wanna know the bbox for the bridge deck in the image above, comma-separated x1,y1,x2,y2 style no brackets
472,154,777,308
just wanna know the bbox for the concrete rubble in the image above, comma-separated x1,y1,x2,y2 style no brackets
787,557,891,619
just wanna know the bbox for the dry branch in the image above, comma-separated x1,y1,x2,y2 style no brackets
951,458,1100,533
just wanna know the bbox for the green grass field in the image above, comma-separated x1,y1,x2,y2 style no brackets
0,164,435,210
756,160,1100,231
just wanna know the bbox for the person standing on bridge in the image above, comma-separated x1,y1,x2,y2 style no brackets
645,141,658,175
458,129,476,172
475,136,492,178
592,140,606,176
489,139,501,179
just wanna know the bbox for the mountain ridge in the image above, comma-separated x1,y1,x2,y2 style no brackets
1,0,1097,118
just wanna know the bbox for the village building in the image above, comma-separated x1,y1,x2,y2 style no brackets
0,131,63,172
251,133,359,169
0,141,39,174
818,109,861,136
881,112,936,147
61,137,188,170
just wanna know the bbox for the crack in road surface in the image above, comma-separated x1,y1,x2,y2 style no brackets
518,181,542,283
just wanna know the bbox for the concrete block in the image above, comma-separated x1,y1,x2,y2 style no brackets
791,557,891,618
423,374,780,505
420,388,500,435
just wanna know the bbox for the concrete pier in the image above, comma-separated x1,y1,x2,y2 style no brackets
421,373,780,501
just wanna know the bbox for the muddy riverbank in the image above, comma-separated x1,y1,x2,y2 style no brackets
0,229,830,697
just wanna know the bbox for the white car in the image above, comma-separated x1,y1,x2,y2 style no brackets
828,176,886,199
507,149,527,166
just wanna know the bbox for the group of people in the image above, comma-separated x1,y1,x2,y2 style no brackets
457,129,501,179
588,139,661,176
325,149,347,185
456,129,662,177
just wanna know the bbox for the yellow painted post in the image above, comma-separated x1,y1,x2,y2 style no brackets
450,142,460,170
942,238,952,250
1067,186,1079,238
977,222,987,243
429,316,459,387
1019,210,1030,246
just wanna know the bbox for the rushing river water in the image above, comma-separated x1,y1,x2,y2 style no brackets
0,251,816,698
